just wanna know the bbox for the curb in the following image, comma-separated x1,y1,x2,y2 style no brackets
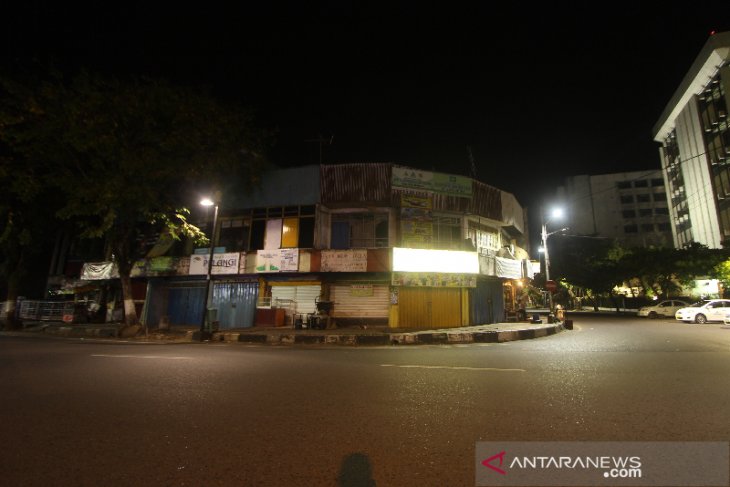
209,323,566,346
5,323,567,346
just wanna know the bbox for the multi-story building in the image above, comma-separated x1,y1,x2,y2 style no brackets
653,31,730,248
556,170,673,248
50,163,533,330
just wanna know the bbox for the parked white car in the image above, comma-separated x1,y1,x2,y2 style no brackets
637,299,690,319
675,299,730,324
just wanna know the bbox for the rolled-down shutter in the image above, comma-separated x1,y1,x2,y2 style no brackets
330,284,389,318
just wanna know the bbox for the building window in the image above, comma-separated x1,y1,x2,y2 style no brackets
651,178,664,187
639,209,652,217
641,223,655,232
657,222,671,232
622,210,636,218
634,180,648,188
620,195,634,204
624,224,638,234
653,192,667,202
331,212,388,249
467,222,500,253
433,215,463,249
218,218,251,252
655,207,669,215
617,181,632,189
636,194,651,203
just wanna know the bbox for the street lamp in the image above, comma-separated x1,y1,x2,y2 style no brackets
540,207,565,314
200,197,219,341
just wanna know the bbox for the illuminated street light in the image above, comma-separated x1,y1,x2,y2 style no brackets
200,197,219,341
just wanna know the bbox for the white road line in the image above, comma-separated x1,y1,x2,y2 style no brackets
380,364,526,372
91,354,193,360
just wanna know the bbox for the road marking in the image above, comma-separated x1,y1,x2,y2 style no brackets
380,364,525,372
91,354,193,360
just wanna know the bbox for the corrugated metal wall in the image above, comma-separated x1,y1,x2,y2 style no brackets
321,163,503,222
212,282,258,329
398,287,462,328
320,164,392,204
167,283,206,326
469,278,504,325
331,284,389,318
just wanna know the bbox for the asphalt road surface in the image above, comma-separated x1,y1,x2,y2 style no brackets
2,315,730,486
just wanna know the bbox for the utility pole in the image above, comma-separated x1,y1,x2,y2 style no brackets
467,146,477,179
305,134,334,164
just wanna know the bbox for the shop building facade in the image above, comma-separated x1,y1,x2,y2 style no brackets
71,163,531,329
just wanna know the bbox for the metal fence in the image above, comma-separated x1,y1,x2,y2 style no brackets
19,300,76,322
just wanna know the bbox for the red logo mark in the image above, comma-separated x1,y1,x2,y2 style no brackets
482,451,507,475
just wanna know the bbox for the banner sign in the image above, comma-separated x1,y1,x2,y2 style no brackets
189,252,241,275
321,249,368,272
131,257,190,277
350,284,374,297
255,249,299,273
391,271,476,288
392,166,472,197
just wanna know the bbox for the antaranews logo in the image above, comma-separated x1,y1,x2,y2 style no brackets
482,451,642,478
481,451,507,475
476,441,729,487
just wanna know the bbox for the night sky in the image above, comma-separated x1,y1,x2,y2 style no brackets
4,1,730,220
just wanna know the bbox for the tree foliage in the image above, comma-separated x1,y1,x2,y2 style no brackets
549,234,730,301
1,66,269,326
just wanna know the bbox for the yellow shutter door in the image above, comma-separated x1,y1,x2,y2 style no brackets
398,287,461,329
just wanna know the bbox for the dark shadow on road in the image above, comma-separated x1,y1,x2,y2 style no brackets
337,452,377,487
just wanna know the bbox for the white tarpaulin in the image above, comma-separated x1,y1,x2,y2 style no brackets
495,256,523,279
80,262,119,280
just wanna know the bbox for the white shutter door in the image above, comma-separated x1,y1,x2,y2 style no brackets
294,285,321,314
331,285,389,318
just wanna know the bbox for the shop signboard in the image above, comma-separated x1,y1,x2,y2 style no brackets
189,252,241,275
392,166,472,197
321,249,368,272
255,249,299,273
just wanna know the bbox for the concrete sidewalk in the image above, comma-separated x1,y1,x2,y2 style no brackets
3,319,569,346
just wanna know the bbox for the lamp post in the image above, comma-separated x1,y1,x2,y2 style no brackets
540,207,564,314
200,197,219,341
